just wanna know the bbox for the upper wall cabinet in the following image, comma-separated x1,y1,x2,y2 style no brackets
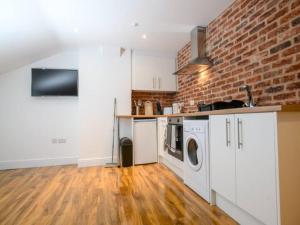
132,51,177,92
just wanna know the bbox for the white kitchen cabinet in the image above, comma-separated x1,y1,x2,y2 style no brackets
235,113,278,225
210,115,236,203
157,118,168,160
156,58,177,91
132,51,177,92
210,113,278,225
133,119,158,164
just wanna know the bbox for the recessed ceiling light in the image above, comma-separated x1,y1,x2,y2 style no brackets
132,22,139,27
73,27,79,33
142,34,147,39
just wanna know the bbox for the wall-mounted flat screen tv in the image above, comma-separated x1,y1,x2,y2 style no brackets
31,68,78,96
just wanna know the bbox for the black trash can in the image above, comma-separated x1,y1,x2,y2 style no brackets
120,137,133,167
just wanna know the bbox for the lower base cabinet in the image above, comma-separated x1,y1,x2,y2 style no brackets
210,113,279,225
157,118,168,159
133,119,158,165
235,113,278,225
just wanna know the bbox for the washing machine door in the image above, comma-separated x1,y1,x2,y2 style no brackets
186,134,203,171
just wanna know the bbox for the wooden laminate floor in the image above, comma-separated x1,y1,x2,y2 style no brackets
0,163,238,225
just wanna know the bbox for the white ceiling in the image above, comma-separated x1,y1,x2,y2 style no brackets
0,0,233,74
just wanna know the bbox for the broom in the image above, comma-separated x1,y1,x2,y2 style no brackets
105,98,119,167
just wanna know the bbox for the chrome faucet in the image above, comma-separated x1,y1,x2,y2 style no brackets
240,85,255,107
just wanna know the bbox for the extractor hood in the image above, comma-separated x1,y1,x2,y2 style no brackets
174,26,212,75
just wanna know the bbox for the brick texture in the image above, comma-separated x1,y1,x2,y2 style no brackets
131,91,175,115
173,0,300,112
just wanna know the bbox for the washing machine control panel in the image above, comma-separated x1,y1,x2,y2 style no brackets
184,126,205,133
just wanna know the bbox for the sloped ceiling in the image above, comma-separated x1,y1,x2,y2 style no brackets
0,0,233,74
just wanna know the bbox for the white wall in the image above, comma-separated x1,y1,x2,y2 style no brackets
0,47,132,169
78,47,131,167
0,51,79,169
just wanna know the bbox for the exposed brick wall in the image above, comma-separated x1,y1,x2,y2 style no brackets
174,0,300,112
131,91,175,115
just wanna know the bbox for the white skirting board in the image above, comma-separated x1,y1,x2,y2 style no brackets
77,157,113,167
0,156,117,169
215,193,265,225
0,157,78,170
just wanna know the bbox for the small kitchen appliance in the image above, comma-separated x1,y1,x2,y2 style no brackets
144,101,153,115
156,101,163,115
163,107,173,115
134,99,143,115
172,103,183,114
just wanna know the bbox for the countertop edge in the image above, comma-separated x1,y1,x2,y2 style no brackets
117,105,300,119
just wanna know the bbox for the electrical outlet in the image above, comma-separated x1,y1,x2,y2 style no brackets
51,138,57,144
58,138,67,144
190,100,195,106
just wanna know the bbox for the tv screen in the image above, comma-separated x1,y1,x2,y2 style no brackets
31,68,78,96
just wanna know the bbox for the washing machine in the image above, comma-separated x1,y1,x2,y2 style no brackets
183,119,210,202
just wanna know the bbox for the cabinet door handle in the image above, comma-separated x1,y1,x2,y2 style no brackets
163,128,168,151
158,77,161,89
237,118,243,149
226,118,231,147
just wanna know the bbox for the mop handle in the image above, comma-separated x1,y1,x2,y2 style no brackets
111,98,117,163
